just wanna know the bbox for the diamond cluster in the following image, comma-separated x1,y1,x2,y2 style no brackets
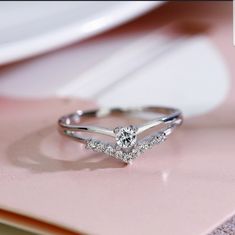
85,132,166,164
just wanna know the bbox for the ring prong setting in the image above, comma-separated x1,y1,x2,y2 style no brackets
114,125,137,149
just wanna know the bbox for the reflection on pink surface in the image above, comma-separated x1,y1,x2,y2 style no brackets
0,2,235,235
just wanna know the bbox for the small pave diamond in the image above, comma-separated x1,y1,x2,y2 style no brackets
115,126,137,148
115,150,123,159
86,139,97,149
96,142,105,152
122,152,132,163
104,145,114,155
132,148,140,158
150,136,158,145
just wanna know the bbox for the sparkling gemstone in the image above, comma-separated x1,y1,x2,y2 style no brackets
136,144,145,153
150,136,158,145
115,126,137,148
158,132,166,142
132,148,140,157
86,139,97,149
143,142,150,150
122,153,132,163
96,142,105,152
105,145,114,155
115,150,123,159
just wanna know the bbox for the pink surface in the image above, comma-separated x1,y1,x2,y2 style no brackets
1,96,235,235
0,2,235,235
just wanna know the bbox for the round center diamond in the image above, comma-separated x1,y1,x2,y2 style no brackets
115,126,137,148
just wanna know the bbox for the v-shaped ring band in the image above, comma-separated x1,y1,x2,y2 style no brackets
58,106,183,164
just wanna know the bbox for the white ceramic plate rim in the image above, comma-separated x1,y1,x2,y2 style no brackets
0,1,162,65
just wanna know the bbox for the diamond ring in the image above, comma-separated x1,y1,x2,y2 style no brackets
58,106,183,164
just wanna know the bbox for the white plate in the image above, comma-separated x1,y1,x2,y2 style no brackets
0,30,229,117
0,1,161,65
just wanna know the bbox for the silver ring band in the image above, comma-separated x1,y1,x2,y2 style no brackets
58,106,183,164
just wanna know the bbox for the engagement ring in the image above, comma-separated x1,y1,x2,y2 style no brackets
58,106,183,164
